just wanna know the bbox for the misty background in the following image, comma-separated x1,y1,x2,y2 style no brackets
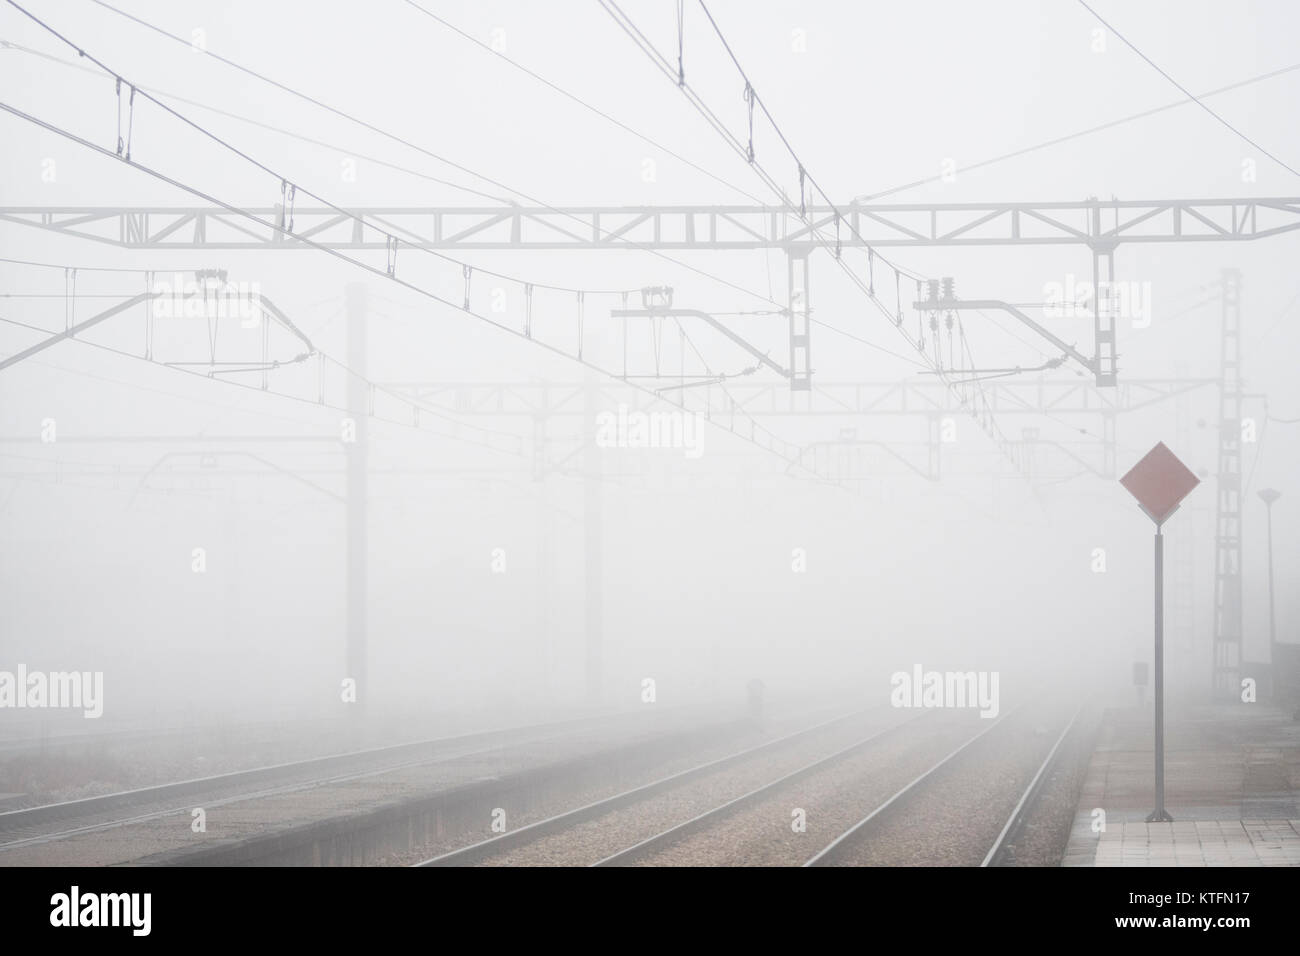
0,0,1296,734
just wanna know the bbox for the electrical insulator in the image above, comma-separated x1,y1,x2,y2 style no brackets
640,286,674,312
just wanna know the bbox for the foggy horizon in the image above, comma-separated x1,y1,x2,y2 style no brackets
0,0,1296,910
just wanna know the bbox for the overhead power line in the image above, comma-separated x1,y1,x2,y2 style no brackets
0,90,837,480
7,1,633,299
601,0,1031,479
597,0,945,379
80,0,791,310
0,37,926,375
399,0,766,205
0,35,516,203
42,0,931,371
856,59,1300,201
0,309,527,459
1076,0,1300,180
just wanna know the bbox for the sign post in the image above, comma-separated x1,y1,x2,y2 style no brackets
1258,488,1282,692
1120,442,1200,824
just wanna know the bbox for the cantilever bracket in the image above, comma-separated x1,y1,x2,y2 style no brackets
913,296,1099,383
611,307,791,380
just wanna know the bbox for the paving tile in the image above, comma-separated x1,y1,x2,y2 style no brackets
1061,702,1300,867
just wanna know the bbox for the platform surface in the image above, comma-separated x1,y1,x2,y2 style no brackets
1063,702,1300,867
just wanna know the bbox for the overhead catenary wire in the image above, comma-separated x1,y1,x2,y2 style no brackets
0,349,611,518
77,0,794,311
399,0,766,205
396,1,927,372
1076,0,1300,181
0,98,839,482
595,0,903,314
0,309,528,458
2,277,528,449
855,60,1300,201
0,318,562,456
5,2,1149,488
688,2,924,277
0,34,514,203
0,254,198,274
597,3,929,323
3,6,945,374
597,0,938,365
600,0,1031,479
0,342,617,514
6,0,640,300
681,0,1019,471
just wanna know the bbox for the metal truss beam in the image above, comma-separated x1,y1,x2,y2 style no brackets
3,198,1299,250
380,377,1217,419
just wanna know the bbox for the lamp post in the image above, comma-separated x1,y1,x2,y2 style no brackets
1259,489,1281,694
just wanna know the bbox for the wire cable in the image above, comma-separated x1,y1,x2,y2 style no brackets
1076,0,1300,180
603,0,1030,478
399,0,765,204
0,99,837,481
80,0,789,309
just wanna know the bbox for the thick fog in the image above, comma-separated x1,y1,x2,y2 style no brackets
0,0,1296,738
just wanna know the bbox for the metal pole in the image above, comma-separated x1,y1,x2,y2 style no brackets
1148,524,1173,822
346,282,368,719
1266,501,1277,664
584,379,603,704
1258,488,1281,695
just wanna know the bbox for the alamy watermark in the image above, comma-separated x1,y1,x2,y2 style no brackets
594,405,703,459
151,271,261,327
890,664,999,718
50,886,150,936
1043,274,1151,328
0,665,103,718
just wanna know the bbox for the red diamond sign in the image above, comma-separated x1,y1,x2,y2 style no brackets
1120,442,1200,524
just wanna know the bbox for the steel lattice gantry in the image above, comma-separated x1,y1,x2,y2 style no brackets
2,201,1279,699
380,376,1215,419
5,197,1300,392
378,376,1220,482
6,198,1298,250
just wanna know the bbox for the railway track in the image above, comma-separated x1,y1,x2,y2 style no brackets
2,693,1085,865
620,706,1025,867
416,707,977,867
591,714,938,867
0,706,721,852
413,694,1085,867
806,697,1083,867
982,705,1087,867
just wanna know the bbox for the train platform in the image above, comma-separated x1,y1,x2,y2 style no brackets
1063,702,1300,866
